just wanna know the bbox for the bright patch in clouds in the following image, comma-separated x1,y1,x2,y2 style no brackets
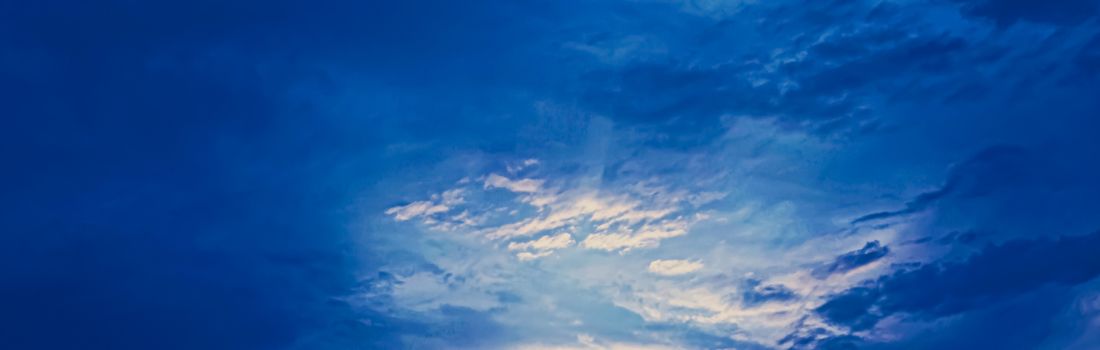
374,120,902,348
386,169,712,258
581,216,698,252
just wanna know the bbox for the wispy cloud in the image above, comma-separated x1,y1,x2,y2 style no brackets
385,188,466,221
485,173,545,193
509,233,576,261
648,259,704,276
386,169,715,259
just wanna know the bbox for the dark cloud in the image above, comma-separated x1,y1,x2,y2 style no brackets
575,0,1045,143
789,35,971,100
817,230,1100,332
862,285,1090,350
851,145,1031,224
740,279,799,307
813,241,890,279
779,324,863,350
816,287,883,331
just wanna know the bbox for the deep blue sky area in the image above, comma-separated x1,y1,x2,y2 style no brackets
2,1,1100,349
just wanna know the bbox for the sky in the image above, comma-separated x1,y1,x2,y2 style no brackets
2,0,1100,349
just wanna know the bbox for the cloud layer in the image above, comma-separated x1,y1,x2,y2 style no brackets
6,0,1100,349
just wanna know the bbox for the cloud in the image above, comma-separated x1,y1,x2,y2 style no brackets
511,333,681,350
484,192,659,240
507,159,541,174
740,279,798,307
390,166,706,257
387,271,503,312
385,188,465,221
385,201,450,221
17,0,1100,348
508,233,576,260
816,230,1100,332
509,233,576,251
851,146,1029,225
368,1,1100,347
515,251,555,261
812,241,890,279
485,173,545,193
647,259,704,276
581,216,694,253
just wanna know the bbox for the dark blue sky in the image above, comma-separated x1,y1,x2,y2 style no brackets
3,1,1100,349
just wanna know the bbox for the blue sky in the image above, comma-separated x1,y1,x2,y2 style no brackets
3,0,1100,349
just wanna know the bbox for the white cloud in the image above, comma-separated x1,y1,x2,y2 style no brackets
385,200,449,221
384,189,466,222
440,188,466,206
509,233,575,251
485,173,544,193
581,216,695,253
509,233,575,260
516,251,556,261
476,184,693,244
388,165,708,256
647,259,704,276
508,158,541,174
